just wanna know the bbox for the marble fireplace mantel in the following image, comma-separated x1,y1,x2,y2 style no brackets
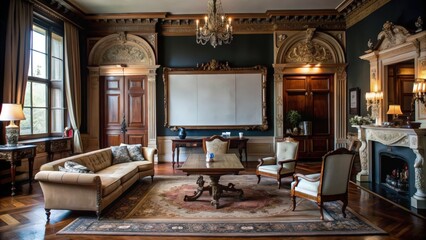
355,125,426,209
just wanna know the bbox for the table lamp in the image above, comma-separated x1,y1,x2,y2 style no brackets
0,103,26,146
386,104,403,122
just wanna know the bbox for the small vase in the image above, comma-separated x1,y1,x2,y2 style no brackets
178,127,186,139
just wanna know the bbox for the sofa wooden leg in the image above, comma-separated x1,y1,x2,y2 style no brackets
45,209,51,222
256,175,261,184
151,175,154,183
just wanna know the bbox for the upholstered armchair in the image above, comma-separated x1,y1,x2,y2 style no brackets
256,137,299,189
202,135,230,154
291,148,355,220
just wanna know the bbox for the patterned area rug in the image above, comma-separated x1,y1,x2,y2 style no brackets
58,175,386,237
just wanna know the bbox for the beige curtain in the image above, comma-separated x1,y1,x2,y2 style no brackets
3,0,32,104
64,22,83,153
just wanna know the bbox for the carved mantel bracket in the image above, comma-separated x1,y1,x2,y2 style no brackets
355,125,426,209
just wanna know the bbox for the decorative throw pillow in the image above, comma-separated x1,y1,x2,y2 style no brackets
58,160,94,173
111,146,132,164
120,143,145,161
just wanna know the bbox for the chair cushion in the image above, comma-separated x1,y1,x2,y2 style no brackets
276,141,298,161
291,173,320,197
205,139,228,154
258,165,294,175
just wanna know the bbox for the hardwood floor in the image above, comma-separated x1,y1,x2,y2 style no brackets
0,161,425,240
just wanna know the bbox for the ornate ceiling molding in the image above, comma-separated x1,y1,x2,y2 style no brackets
338,0,391,28
35,0,385,34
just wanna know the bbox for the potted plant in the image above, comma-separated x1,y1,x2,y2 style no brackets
286,110,302,134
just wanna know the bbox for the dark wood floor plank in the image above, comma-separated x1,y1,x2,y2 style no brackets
0,161,424,240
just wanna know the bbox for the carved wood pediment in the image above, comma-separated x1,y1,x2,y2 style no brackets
101,45,148,65
88,32,156,66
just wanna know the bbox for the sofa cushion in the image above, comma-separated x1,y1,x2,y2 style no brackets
58,161,94,173
126,161,154,172
121,144,145,161
111,146,132,164
96,163,138,185
99,176,121,197
82,152,112,173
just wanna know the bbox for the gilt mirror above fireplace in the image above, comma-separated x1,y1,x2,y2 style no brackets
360,21,426,126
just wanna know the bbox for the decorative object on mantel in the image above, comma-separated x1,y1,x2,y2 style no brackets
386,105,403,126
405,78,426,129
349,115,373,126
195,0,233,48
365,91,383,125
415,16,423,33
412,78,426,107
0,103,26,146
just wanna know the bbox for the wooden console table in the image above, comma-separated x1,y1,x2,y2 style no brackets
19,137,73,162
0,144,37,196
171,137,248,168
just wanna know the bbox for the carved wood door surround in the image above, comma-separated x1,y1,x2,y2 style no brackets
87,32,159,152
273,28,347,149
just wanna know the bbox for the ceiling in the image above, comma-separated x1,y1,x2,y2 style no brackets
67,0,346,15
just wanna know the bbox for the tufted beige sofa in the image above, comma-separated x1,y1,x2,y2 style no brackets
34,146,157,221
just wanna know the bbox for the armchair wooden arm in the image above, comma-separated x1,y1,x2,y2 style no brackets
293,173,320,182
277,159,297,165
257,156,276,167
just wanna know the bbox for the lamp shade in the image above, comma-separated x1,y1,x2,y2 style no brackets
386,105,403,115
0,103,26,121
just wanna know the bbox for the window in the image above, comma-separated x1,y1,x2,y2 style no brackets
20,21,65,137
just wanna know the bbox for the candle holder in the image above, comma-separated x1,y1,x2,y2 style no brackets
365,91,383,125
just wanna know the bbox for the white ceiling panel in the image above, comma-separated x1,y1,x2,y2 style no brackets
68,0,345,14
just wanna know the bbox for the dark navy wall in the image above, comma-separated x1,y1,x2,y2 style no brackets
346,0,426,130
156,34,274,137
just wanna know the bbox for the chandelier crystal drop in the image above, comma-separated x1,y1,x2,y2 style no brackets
196,0,233,48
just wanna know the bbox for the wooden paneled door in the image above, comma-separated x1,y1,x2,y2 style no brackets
100,75,148,148
283,75,334,159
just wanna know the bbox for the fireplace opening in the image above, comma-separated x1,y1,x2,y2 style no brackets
380,152,409,195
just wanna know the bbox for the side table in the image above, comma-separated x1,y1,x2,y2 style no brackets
0,144,37,196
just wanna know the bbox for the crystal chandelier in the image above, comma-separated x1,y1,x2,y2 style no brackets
196,0,233,48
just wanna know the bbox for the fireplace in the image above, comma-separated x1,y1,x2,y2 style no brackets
372,143,416,197
355,125,426,209
381,153,409,193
